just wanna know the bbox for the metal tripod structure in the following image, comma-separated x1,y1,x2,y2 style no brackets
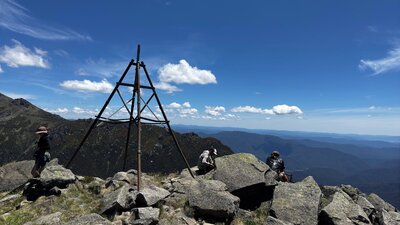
66,45,195,190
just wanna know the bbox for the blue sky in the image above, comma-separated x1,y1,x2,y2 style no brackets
0,0,399,135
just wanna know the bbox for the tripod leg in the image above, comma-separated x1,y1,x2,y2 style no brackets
66,60,134,168
141,63,195,178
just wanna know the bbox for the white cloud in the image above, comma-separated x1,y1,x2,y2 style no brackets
158,59,217,85
231,106,273,115
0,0,91,41
359,47,400,75
0,65,3,73
225,113,237,118
205,106,226,116
231,104,302,116
59,79,114,93
46,108,68,114
0,40,49,68
154,82,182,94
179,108,198,115
72,107,98,115
72,107,85,114
168,102,182,108
272,104,303,115
165,101,198,117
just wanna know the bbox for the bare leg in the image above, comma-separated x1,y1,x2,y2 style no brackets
31,163,40,178
37,165,45,176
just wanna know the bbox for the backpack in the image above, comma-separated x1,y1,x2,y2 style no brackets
44,152,51,162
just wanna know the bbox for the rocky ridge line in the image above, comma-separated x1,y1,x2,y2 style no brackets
0,153,399,225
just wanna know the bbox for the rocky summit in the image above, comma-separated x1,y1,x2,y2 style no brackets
0,153,399,225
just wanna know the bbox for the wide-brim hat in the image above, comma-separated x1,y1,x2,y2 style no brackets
36,126,48,134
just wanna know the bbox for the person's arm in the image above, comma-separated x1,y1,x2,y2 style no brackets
202,152,214,166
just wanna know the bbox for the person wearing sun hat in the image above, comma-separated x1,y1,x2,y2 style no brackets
197,146,218,175
31,126,51,178
266,150,288,182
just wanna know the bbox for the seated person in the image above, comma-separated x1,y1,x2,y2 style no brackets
197,147,217,175
266,150,288,182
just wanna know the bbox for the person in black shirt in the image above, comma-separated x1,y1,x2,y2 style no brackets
31,126,50,178
266,150,288,182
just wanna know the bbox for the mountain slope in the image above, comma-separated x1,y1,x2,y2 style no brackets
0,93,233,178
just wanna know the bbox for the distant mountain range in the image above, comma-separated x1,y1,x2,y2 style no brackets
0,93,233,178
173,124,400,208
173,124,400,145
1,93,398,208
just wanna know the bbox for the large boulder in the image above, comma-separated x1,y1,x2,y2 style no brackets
165,177,197,194
39,163,76,188
212,153,269,192
367,193,397,212
135,185,170,207
265,216,294,225
64,213,112,225
23,212,62,225
22,161,77,201
0,160,34,191
264,169,278,186
211,153,274,210
339,184,363,201
100,184,131,214
376,209,400,225
158,205,198,225
319,191,371,225
187,179,240,221
356,196,376,219
270,176,321,225
105,171,136,190
129,207,160,225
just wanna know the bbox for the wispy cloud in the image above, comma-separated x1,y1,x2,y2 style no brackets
2,91,35,99
75,59,127,78
0,0,91,41
359,47,400,75
231,104,303,116
320,106,400,115
0,65,3,73
0,39,49,68
59,79,114,93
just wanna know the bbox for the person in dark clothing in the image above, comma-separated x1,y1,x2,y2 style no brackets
31,126,50,178
266,150,288,182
